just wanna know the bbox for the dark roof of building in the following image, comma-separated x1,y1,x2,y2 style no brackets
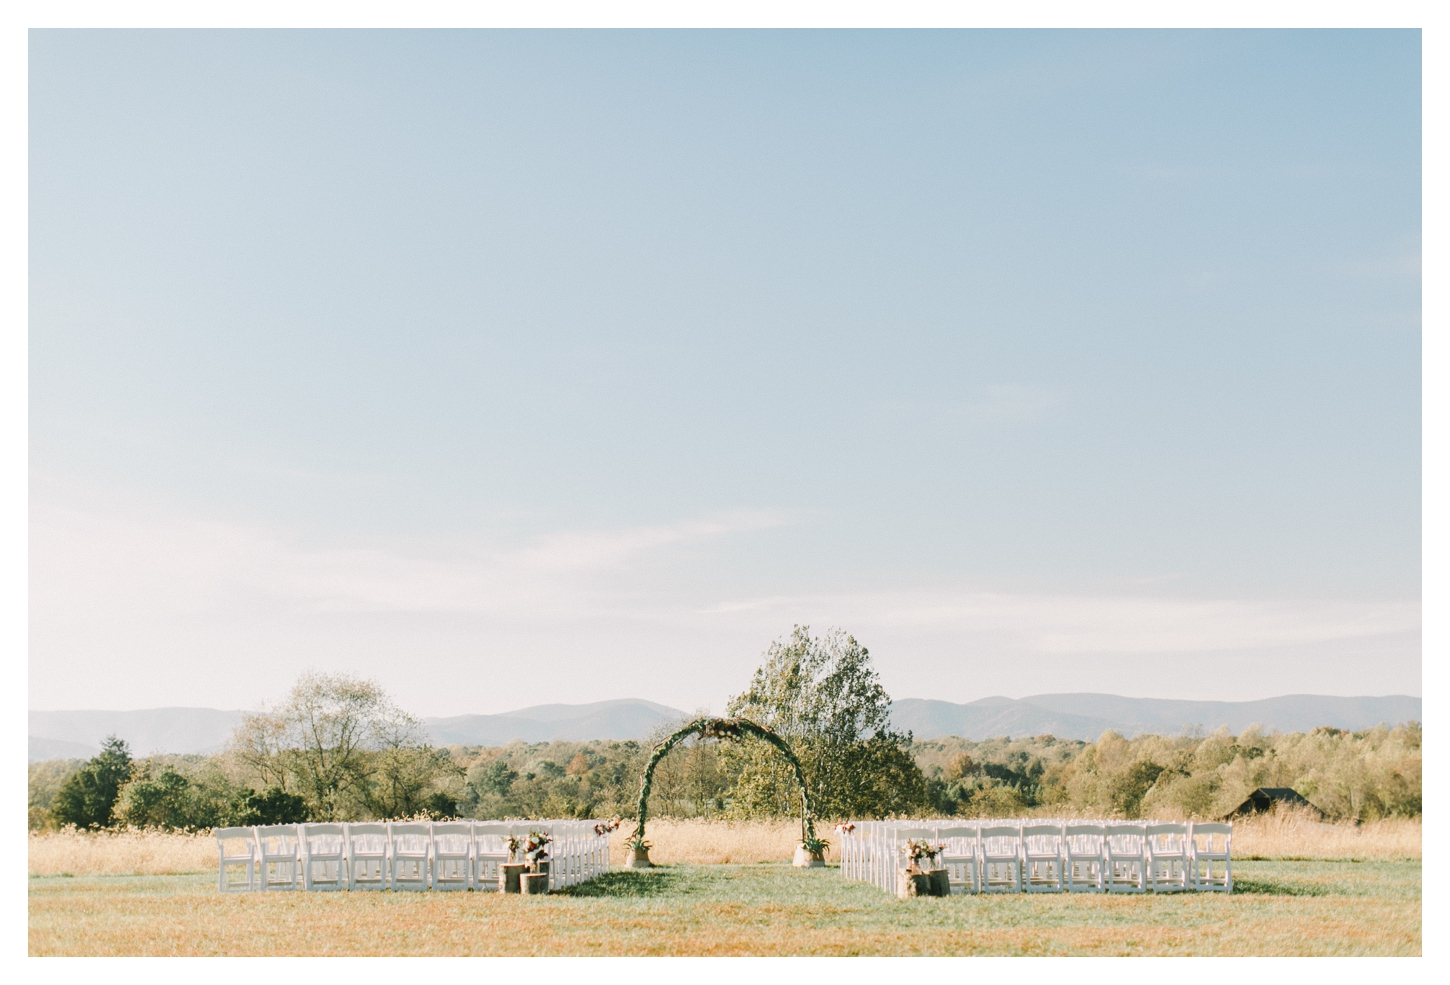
1224,786,1326,820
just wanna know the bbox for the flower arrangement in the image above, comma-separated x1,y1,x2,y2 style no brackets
834,822,856,834
523,830,552,867
594,818,621,836
506,835,523,861
904,839,944,872
624,833,652,853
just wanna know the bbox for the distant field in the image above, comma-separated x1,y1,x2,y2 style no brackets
29,861,1420,956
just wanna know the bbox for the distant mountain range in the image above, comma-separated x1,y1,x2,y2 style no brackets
424,699,688,746
889,693,1422,742
28,699,690,761
28,707,245,760
29,693,1419,761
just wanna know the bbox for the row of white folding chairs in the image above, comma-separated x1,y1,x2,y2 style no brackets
217,820,610,892
838,819,1231,895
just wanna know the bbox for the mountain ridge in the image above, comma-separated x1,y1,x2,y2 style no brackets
29,693,1420,760
889,693,1421,741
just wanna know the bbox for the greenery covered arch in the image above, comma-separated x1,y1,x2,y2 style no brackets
634,717,817,844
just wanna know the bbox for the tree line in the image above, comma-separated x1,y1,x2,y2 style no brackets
29,628,1421,831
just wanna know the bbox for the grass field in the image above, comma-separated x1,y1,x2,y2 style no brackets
29,860,1420,956
29,815,1421,956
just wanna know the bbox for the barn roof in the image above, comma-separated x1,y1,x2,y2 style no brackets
1224,786,1326,820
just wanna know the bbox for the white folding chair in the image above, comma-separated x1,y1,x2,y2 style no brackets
216,826,257,892
254,824,302,891
570,822,589,886
1063,823,1107,892
1104,823,1146,893
892,827,936,878
388,822,432,891
472,822,513,892
299,823,347,891
1022,823,1065,892
431,821,474,890
551,822,575,888
345,822,389,890
937,825,980,894
979,824,1023,893
1189,822,1233,892
1145,823,1190,892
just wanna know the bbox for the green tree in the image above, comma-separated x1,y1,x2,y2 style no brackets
229,671,455,820
50,736,133,829
115,767,206,830
723,625,928,819
235,787,310,825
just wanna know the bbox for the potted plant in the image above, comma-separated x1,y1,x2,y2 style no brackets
624,832,653,869
793,833,829,868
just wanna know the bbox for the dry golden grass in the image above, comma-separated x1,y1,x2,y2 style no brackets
29,828,217,876
614,818,804,865
29,811,1419,878
1231,810,1420,860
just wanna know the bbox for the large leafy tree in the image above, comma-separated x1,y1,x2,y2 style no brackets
230,671,455,820
50,736,133,829
723,626,928,819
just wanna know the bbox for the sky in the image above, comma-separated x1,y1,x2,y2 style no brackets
28,29,1421,716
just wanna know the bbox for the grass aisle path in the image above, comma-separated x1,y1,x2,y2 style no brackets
29,861,1420,956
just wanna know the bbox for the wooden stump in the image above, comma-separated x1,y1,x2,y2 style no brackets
520,872,550,895
929,868,951,897
499,862,527,893
897,870,932,898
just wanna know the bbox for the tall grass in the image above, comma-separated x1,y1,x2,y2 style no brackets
1231,808,1421,860
614,819,804,866
29,810,1419,876
29,828,216,876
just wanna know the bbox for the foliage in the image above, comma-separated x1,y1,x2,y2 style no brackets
113,756,309,830
914,722,1422,821
236,787,310,825
800,833,829,856
229,672,460,821
28,758,86,830
49,737,133,830
723,626,929,819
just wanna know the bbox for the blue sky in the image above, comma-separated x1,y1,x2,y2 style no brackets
29,29,1420,715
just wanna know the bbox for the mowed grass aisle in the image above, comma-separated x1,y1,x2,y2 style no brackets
29,860,1420,956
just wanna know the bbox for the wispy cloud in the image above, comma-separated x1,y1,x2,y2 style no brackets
699,589,1417,657
29,505,786,618
29,506,1419,712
